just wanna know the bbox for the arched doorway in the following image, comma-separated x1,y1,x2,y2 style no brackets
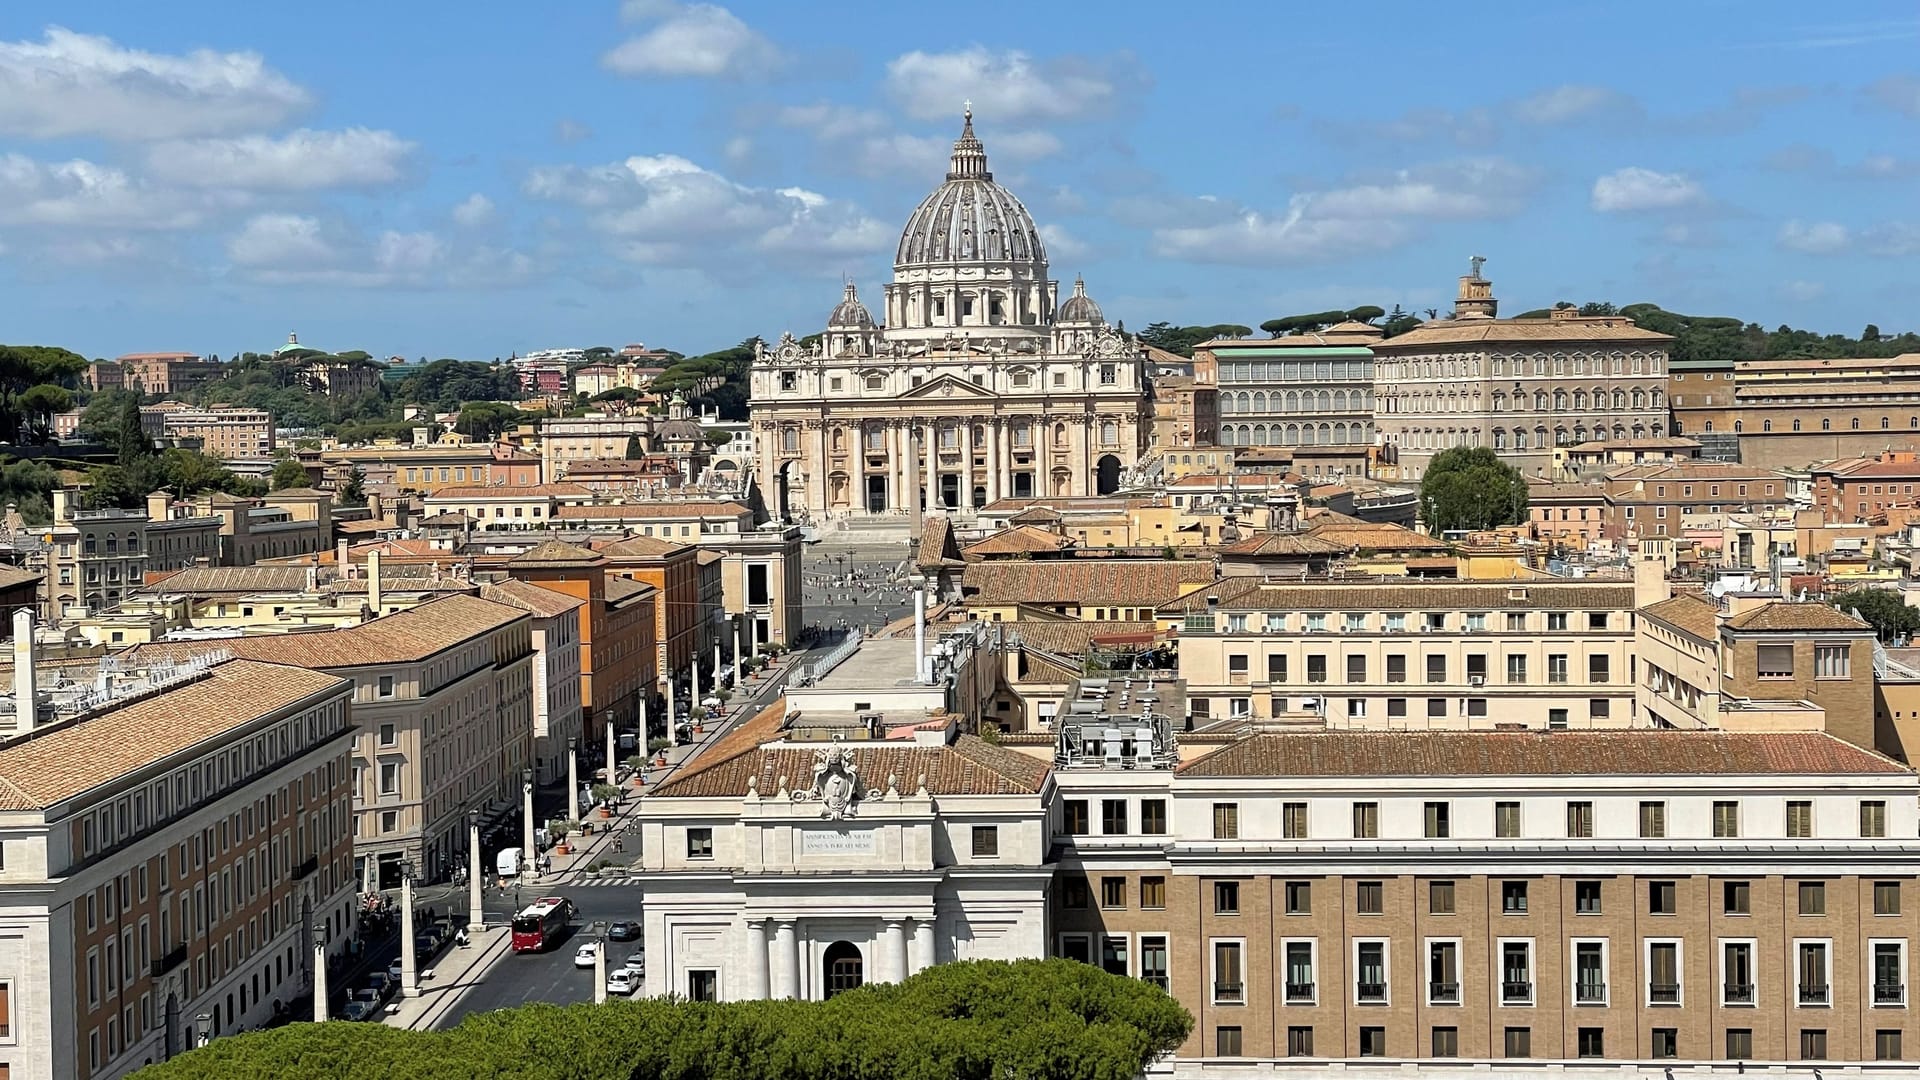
1095,455,1122,495
823,940,864,998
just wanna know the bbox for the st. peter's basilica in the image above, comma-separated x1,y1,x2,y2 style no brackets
750,110,1151,522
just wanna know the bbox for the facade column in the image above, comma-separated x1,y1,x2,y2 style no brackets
985,419,1001,505
910,918,935,974
773,920,799,998
746,919,771,1000
885,920,909,983
891,422,909,513
922,422,937,511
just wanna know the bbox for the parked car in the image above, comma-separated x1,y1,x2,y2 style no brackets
605,969,638,996
387,960,404,984
608,921,642,942
573,942,600,969
622,951,645,975
341,1000,378,1022
364,973,394,1001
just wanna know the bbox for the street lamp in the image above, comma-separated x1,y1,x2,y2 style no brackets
399,859,420,999
310,926,329,1023
466,809,485,935
194,1012,213,1048
521,768,535,870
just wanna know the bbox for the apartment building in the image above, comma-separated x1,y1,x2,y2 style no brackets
419,483,594,526
186,490,333,566
504,541,655,745
964,560,1218,624
1148,374,1220,451
539,415,656,478
1811,451,1920,523
90,353,223,395
134,595,535,886
551,499,755,540
594,535,706,688
152,407,273,460
1167,579,1639,729
1602,464,1793,543
478,579,584,786
1200,323,1378,451
0,657,356,1079
1525,482,1608,551
1669,355,1920,469
1053,727,1920,1067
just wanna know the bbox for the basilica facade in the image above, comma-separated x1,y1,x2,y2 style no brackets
750,111,1151,522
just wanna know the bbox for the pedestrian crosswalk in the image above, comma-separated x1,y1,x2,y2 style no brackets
563,875,639,888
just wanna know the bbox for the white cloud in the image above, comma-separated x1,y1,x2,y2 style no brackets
602,2,780,78
1150,158,1536,265
226,212,462,288
1590,167,1704,212
144,128,414,191
885,47,1142,124
991,130,1065,161
451,193,495,227
775,103,890,140
1778,219,1851,254
1779,280,1826,302
0,153,207,229
523,153,888,265
1038,223,1089,262
1863,222,1920,256
1511,84,1638,124
0,27,308,140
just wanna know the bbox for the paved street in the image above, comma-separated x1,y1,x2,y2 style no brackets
800,540,921,633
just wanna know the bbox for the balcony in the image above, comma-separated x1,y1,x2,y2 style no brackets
1502,980,1533,1004
1724,982,1755,1005
1876,982,1906,1006
150,943,187,979
1649,982,1681,1005
1799,983,1830,1006
1429,981,1460,1004
1356,981,1387,1004
292,855,319,881
1213,981,1244,1004
1142,974,1169,992
1284,981,1315,1002
1575,981,1607,1005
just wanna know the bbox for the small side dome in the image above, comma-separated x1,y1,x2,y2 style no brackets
1056,275,1104,325
827,283,875,330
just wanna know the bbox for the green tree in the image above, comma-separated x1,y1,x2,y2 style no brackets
1382,304,1422,337
116,396,152,458
132,958,1191,1080
337,466,367,507
1836,587,1920,643
1346,304,1386,323
1418,446,1529,535
0,344,86,444
452,401,522,441
624,434,643,459
269,457,309,490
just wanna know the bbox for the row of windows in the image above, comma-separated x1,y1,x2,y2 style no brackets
1217,421,1371,447
1226,650,1612,684
1210,1019,1901,1060
1197,799,1890,842
1219,389,1372,414
1217,359,1372,384
1381,353,1665,381
1203,694,1611,725
1197,608,1618,635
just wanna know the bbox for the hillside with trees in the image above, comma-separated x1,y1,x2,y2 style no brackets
132,958,1191,1080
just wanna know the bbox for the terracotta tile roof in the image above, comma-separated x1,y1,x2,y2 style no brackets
1215,532,1348,557
1526,481,1607,502
131,594,528,668
1007,506,1063,524
1724,602,1871,633
1305,521,1452,552
999,621,1163,656
480,579,586,619
1373,316,1672,348
963,560,1216,606
0,660,348,811
1824,460,1920,480
593,535,685,558
1607,463,1785,482
508,539,606,567
964,525,1072,557
0,565,41,590
696,549,726,566
917,517,963,569
1170,472,1295,488
1642,594,1718,641
649,731,1049,798
137,566,314,595
1165,577,1635,615
554,502,749,520
425,483,591,499
1177,730,1907,779
605,576,656,605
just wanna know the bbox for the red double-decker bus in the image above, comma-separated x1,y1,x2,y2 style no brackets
510,896,573,953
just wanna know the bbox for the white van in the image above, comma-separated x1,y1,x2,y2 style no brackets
495,847,523,879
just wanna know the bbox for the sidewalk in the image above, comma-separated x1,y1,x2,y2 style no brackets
382,926,515,1031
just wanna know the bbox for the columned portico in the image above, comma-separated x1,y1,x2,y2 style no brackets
884,919,909,983
745,919,771,999
911,917,935,973
772,919,798,998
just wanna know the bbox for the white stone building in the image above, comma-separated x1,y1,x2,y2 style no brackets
750,110,1152,523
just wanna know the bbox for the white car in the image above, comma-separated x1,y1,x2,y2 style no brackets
605,968,638,996
573,942,599,969
622,951,646,975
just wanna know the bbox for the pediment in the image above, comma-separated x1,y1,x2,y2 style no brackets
899,374,997,399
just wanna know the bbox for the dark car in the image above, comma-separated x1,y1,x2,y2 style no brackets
341,1000,378,1022
608,921,642,942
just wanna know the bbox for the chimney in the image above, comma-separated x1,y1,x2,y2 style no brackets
12,609,36,733
335,539,349,572
368,550,383,615
51,488,70,524
1633,548,1671,608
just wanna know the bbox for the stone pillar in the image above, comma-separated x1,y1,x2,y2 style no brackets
312,934,329,1023
400,872,418,998
746,919,771,1000
922,422,937,511
890,422,908,513
773,920,799,998
467,816,486,934
911,918,935,974
885,920,909,983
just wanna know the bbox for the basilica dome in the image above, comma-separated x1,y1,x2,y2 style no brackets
1055,276,1103,325
893,110,1047,272
826,282,875,329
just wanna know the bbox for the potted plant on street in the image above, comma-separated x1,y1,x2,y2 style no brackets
592,784,621,817
547,818,575,855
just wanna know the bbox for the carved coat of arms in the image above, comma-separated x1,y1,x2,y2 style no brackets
798,744,861,819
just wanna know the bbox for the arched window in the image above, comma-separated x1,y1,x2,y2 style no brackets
1253,424,1269,446
1553,390,1568,411
1493,428,1507,449
1514,428,1529,449
1792,419,1802,432
781,427,799,452
1612,390,1627,410
1733,420,1743,433
1650,389,1664,408
1850,417,1860,430
1704,421,1714,433
824,941,864,998
1631,389,1646,410
1100,421,1118,445
1882,417,1891,430
1284,423,1299,444
1534,391,1548,411
1762,420,1772,432
831,427,846,452
1053,423,1068,447
1573,390,1587,410
1554,426,1568,446
1252,391,1268,413
1592,386,1607,411
1491,392,1505,412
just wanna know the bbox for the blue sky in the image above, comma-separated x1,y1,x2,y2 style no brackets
2,1,1919,361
